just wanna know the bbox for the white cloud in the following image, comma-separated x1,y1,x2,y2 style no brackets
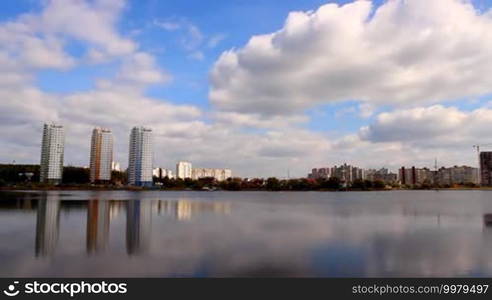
359,105,492,148
116,52,171,85
210,0,492,117
213,111,308,129
182,23,204,51
188,51,204,61
153,20,181,31
32,0,136,59
208,34,227,48
153,18,204,52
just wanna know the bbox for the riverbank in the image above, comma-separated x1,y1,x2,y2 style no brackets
2,185,492,192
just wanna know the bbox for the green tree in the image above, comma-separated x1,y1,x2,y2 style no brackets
62,167,90,184
373,180,386,189
266,177,281,191
322,177,341,190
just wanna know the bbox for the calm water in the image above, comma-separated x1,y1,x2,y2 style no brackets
1,190,492,277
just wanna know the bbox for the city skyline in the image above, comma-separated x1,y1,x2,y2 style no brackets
4,0,492,178
34,121,488,186
33,122,492,184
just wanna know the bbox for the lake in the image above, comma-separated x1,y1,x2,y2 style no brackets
1,190,492,277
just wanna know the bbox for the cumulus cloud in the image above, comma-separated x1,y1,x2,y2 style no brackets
0,0,136,70
115,52,171,85
213,111,308,129
339,104,492,168
359,105,491,146
210,0,492,116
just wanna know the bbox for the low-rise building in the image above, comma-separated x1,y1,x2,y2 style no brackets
153,168,174,179
365,168,398,184
191,168,232,181
176,161,192,179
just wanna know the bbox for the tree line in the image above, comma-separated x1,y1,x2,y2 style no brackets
2,164,477,191
0,164,390,191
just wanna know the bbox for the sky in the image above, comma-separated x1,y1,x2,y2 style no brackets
2,0,492,178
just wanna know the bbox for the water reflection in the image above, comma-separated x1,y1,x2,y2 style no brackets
35,193,60,257
126,200,152,255
21,195,231,257
484,214,492,228
87,200,110,254
3,190,492,277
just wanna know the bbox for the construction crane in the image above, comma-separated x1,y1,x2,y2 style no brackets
473,144,492,185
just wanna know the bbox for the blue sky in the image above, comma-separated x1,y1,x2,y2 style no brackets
30,0,389,134
6,0,492,131
3,0,492,176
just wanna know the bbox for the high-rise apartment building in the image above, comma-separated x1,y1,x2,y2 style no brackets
480,152,492,186
176,161,192,179
365,168,398,184
89,127,113,183
435,166,478,186
307,164,365,183
308,168,331,179
40,123,65,184
128,127,153,186
398,166,433,186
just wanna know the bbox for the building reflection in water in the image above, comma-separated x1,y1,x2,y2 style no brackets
484,214,492,228
126,200,152,255
86,199,110,254
35,193,60,257
157,199,231,221
29,195,231,257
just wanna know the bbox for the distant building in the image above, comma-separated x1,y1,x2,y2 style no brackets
128,127,153,186
191,168,232,181
89,128,113,183
480,152,492,186
365,168,398,184
399,165,478,186
111,161,121,172
398,167,433,186
308,164,365,184
40,123,65,184
330,164,365,184
176,161,192,179
436,166,478,186
153,168,174,179
308,168,331,179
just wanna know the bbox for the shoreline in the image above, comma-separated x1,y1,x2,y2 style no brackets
2,186,492,192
